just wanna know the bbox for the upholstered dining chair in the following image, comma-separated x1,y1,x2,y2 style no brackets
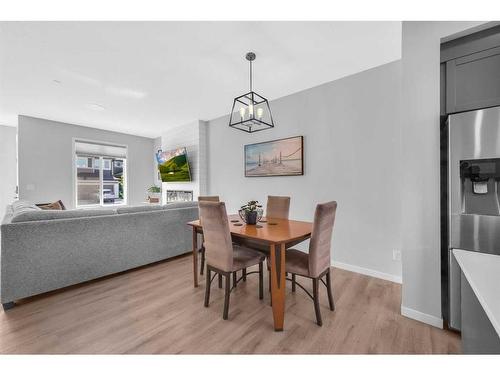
235,195,292,288
236,195,292,253
268,201,337,326
198,196,220,276
266,195,291,219
199,201,265,320
198,196,220,202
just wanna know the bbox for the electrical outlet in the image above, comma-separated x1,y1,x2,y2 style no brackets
392,249,401,262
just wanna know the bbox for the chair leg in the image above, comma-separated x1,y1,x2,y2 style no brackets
292,273,296,292
223,273,231,320
258,262,263,300
218,274,223,288
313,278,322,326
233,271,237,288
242,268,247,282
200,247,205,275
325,269,335,311
204,268,211,307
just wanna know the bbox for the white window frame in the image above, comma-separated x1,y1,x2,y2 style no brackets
73,138,128,208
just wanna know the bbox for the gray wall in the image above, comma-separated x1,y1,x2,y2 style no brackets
400,21,485,327
0,125,17,219
18,115,154,208
207,61,403,281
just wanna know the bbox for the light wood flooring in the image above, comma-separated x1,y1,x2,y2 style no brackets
0,253,461,354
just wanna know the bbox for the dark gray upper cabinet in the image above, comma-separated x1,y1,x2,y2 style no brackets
446,46,500,114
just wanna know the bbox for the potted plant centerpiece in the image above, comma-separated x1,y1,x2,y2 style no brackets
239,200,263,225
147,185,161,203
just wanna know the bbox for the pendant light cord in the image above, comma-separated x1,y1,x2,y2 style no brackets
249,59,253,92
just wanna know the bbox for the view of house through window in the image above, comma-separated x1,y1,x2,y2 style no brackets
74,140,127,207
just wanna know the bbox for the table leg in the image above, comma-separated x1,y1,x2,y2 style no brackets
192,227,198,287
270,242,286,331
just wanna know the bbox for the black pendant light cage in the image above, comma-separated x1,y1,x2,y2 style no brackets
229,91,275,133
229,52,275,133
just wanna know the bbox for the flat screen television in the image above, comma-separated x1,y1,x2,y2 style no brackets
156,147,192,182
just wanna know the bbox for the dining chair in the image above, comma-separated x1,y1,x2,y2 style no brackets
266,195,291,219
235,195,292,289
268,201,337,326
198,196,220,277
199,201,265,320
236,195,292,252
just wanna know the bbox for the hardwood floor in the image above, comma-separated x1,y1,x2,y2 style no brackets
0,253,461,354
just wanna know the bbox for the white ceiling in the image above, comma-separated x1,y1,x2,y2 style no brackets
0,22,401,138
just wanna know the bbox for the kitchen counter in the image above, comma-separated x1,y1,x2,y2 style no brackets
453,249,500,353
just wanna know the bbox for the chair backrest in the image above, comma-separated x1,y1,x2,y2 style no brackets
198,196,220,202
308,201,337,277
266,195,291,220
198,196,220,225
198,201,233,272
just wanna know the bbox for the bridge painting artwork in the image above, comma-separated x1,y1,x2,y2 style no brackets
245,136,304,177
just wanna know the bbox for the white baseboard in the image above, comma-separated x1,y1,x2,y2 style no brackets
331,261,443,330
401,305,443,329
332,261,402,284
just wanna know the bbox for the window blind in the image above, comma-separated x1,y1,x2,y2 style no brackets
75,140,127,158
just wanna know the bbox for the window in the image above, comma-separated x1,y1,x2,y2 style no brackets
74,140,127,207
76,156,93,168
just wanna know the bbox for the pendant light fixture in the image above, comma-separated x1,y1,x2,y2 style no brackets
228,52,275,133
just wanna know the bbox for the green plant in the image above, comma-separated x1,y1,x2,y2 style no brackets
147,185,161,194
240,200,262,212
118,175,124,199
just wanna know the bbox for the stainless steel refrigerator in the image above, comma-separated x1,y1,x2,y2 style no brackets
447,106,500,331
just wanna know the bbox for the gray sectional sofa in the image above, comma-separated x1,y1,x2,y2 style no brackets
1,200,199,310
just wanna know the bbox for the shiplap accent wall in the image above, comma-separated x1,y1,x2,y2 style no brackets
198,121,208,197
160,120,207,202
153,136,162,187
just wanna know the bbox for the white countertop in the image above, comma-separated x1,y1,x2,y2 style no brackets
453,249,500,337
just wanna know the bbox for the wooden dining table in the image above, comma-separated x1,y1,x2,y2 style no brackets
187,214,313,331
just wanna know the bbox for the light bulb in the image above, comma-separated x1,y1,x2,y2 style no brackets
239,107,246,119
249,104,254,117
257,107,263,119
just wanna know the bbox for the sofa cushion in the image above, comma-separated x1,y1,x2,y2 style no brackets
11,208,117,223
116,205,165,214
163,201,198,210
11,200,42,214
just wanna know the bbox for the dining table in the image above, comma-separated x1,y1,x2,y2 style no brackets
187,214,313,331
